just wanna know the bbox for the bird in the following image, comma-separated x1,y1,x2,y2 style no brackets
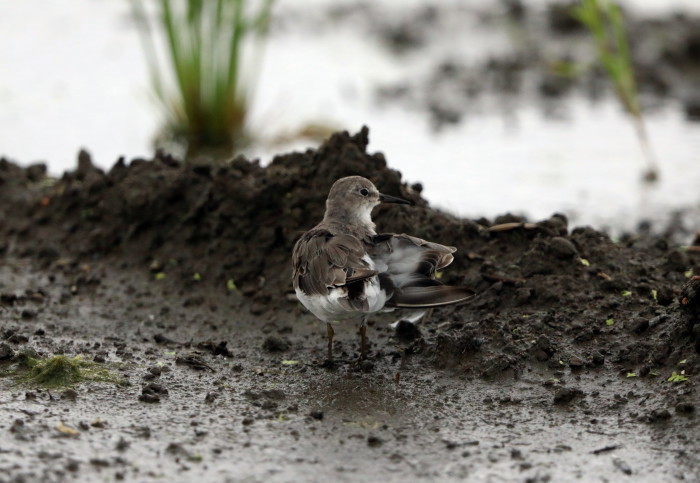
292,176,474,362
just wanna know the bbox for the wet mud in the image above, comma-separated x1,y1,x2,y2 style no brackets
350,2,700,129
1,127,699,481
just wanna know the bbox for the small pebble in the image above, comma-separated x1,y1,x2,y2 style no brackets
367,435,383,448
61,389,78,401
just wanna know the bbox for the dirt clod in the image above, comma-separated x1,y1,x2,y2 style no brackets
613,458,633,475
20,308,37,319
675,402,695,414
548,237,578,259
262,336,290,352
367,435,383,448
116,437,130,452
0,343,13,360
646,408,672,423
139,383,168,403
61,389,78,401
553,387,584,405
680,276,700,317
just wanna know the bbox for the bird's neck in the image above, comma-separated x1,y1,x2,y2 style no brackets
322,205,376,236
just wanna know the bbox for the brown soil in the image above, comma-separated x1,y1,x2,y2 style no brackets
1,127,699,481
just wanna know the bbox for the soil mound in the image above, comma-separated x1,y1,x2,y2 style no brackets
1,127,698,377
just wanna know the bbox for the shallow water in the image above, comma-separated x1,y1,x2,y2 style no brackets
1,0,699,233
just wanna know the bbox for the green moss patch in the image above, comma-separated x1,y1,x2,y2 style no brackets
2,352,124,388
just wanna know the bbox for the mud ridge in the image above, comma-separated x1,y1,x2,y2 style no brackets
2,127,698,380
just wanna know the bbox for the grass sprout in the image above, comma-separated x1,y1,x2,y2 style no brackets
572,0,659,181
130,0,275,157
667,371,688,383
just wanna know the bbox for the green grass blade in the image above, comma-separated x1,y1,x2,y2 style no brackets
128,0,166,102
161,0,188,123
227,0,246,94
571,0,658,179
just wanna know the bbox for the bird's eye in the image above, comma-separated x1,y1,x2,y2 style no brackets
360,188,369,196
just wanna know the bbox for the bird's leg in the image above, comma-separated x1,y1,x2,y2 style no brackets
326,322,335,362
359,316,368,360
400,347,408,371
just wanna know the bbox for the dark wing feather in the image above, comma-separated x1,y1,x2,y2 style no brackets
293,229,376,296
370,233,474,308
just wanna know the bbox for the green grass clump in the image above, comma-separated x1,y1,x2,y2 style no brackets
572,0,658,181
130,0,275,157
4,353,122,388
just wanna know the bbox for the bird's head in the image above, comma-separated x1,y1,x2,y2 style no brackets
324,176,413,229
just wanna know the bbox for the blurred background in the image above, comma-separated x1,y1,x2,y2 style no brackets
1,0,699,234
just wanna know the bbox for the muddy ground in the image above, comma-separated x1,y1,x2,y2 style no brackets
300,1,700,129
0,127,699,482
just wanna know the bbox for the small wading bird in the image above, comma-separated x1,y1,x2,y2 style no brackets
292,176,474,362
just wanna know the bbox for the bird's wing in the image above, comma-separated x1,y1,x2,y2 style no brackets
370,233,475,308
293,229,377,296
369,233,456,288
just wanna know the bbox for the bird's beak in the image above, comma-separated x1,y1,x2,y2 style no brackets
378,192,414,206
